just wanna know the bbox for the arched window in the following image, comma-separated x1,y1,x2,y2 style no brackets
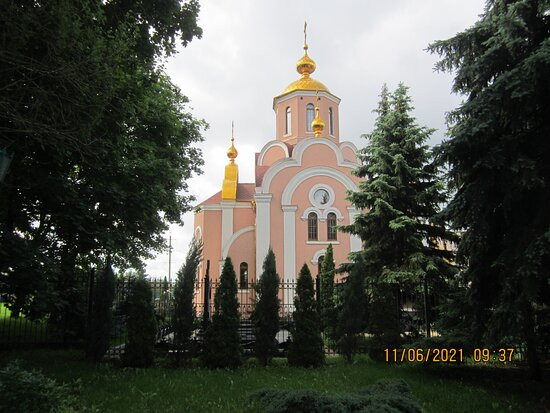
329,107,334,135
239,262,248,289
318,255,324,275
327,212,337,241
308,212,318,240
285,107,291,135
306,103,315,132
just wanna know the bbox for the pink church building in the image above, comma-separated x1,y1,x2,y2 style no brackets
194,36,362,307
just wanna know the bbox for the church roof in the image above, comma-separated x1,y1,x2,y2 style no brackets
199,183,256,206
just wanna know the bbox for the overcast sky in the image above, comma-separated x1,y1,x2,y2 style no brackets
144,0,486,279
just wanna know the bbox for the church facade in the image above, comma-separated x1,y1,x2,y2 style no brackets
193,36,362,306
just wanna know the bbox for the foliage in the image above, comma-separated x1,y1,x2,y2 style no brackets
250,379,421,413
251,248,280,366
86,263,116,362
288,264,324,367
428,0,550,379
201,257,241,368
172,237,202,366
319,244,338,346
121,277,157,368
336,255,367,362
0,0,205,330
0,361,75,413
342,83,457,345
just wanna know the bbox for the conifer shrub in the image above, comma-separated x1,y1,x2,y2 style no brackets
319,244,337,346
288,263,324,367
85,263,116,362
201,257,241,368
121,276,157,367
367,283,402,362
172,238,202,366
250,378,421,413
0,361,76,413
335,255,367,362
251,248,280,366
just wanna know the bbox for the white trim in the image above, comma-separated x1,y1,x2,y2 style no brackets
261,139,357,193
311,249,329,265
300,206,322,220
300,206,344,221
258,140,290,166
222,225,255,258
221,202,234,255
273,90,341,110
308,183,335,208
283,206,297,307
200,203,252,211
339,141,359,154
281,167,358,205
255,193,272,278
307,241,340,245
323,207,344,221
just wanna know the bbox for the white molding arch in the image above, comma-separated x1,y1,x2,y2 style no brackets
222,225,255,259
322,207,344,221
281,167,358,205
258,140,290,166
261,139,357,193
300,207,322,221
339,141,358,154
311,249,328,265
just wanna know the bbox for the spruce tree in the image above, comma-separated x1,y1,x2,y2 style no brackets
201,257,241,368
336,255,367,362
122,276,157,367
172,237,202,366
343,84,457,348
288,264,324,367
319,244,337,346
428,0,550,379
85,263,116,362
251,248,280,366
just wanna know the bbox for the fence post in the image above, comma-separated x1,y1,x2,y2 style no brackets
202,260,210,331
315,274,321,314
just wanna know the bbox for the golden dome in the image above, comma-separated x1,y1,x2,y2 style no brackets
312,106,325,137
227,143,238,162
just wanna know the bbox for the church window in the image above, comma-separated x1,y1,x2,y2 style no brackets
329,107,334,135
239,262,248,289
318,255,324,275
285,107,291,134
306,103,315,132
327,212,337,240
308,212,318,240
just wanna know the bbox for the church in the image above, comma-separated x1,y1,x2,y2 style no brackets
194,33,362,307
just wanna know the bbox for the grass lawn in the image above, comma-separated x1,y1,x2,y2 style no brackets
0,350,547,412
0,302,50,345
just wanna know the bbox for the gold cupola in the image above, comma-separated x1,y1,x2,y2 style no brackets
311,101,325,137
222,123,238,200
280,23,330,96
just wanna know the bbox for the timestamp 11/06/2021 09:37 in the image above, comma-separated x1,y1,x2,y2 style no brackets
384,348,516,364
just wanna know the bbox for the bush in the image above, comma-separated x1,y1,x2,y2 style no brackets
86,263,116,362
250,378,421,413
0,361,76,413
172,237,202,366
288,263,324,367
201,257,242,368
251,248,280,366
319,244,337,346
121,276,157,367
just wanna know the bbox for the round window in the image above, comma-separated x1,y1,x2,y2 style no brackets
313,188,330,205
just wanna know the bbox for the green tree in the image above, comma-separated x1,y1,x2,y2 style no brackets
0,0,205,333
336,255,367,362
251,248,280,366
288,264,324,367
343,84,457,343
201,257,241,369
85,262,116,362
428,0,550,379
319,244,337,346
172,237,202,366
121,277,157,367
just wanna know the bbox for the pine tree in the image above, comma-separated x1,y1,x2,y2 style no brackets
201,257,241,368
122,276,157,367
288,264,324,367
85,263,116,362
343,84,457,346
428,0,550,380
251,248,280,366
172,237,202,366
336,255,367,362
319,244,337,346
